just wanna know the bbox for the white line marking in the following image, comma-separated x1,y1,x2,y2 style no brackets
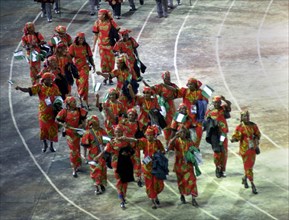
164,182,219,220
107,180,160,220
256,0,288,111
8,2,102,219
174,0,199,86
203,173,278,220
136,7,156,43
215,0,283,149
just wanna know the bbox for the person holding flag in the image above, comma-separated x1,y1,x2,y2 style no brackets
48,25,73,53
21,22,46,85
205,95,231,178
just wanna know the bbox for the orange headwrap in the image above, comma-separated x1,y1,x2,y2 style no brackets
41,72,55,81
23,22,35,35
64,96,77,108
55,25,67,34
143,86,153,94
114,124,125,132
187,78,202,88
145,125,158,136
127,108,137,115
76,32,85,38
119,29,131,36
98,9,113,20
87,115,99,126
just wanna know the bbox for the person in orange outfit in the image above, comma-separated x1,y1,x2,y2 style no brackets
95,125,136,209
143,71,178,145
21,22,46,85
92,9,120,85
49,25,73,53
168,126,199,206
16,72,60,152
101,88,126,137
56,96,88,177
113,29,145,80
81,115,108,194
205,95,231,178
138,125,166,209
177,78,208,148
69,32,95,109
231,110,261,194
120,108,144,187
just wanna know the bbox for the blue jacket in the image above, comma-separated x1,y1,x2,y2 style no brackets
151,151,169,180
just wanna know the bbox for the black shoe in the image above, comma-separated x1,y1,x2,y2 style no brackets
49,142,56,152
155,197,160,205
221,171,226,178
242,177,249,188
103,79,107,85
129,8,137,11
120,202,126,209
100,185,106,192
215,167,221,178
180,195,186,204
72,172,78,178
137,179,143,187
139,0,144,5
109,79,113,85
42,140,48,152
192,198,199,207
95,190,102,195
251,183,258,194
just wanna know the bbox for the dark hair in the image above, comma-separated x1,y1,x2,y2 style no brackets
75,37,88,46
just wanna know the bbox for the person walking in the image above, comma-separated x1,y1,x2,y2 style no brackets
15,72,61,152
56,96,88,177
89,0,100,16
92,9,120,85
95,125,136,209
143,71,179,146
168,126,200,207
21,22,46,85
138,125,167,209
69,32,95,109
231,110,261,194
205,95,231,178
81,115,108,194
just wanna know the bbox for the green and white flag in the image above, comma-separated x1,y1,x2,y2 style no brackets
94,82,101,93
174,113,187,123
51,36,61,45
13,50,26,60
102,93,109,103
29,50,40,62
201,84,214,99
102,136,111,144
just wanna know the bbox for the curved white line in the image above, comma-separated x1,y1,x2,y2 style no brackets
172,0,283,217
174,0,199,86
164,182,219,220
136,7,156,42
107,180,160,219
203,173,278,220
215,0,283,149
256,0,288,111
227,148,288,192
8,2,102,219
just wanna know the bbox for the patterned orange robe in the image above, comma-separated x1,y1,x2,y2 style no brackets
121,119,141,178
56,108,87,169
205,107,229,172
81,127,108,186
68,43,92,101
138,138,165,199
231,122,261,181
105,139,132,199
29,83,60,142
92,19,119,73
22,32,45,85
178,88,208,147
168,137,198,197
152,83,178,142
135,96,160,130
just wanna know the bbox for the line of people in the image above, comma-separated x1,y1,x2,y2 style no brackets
16,8,261,211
